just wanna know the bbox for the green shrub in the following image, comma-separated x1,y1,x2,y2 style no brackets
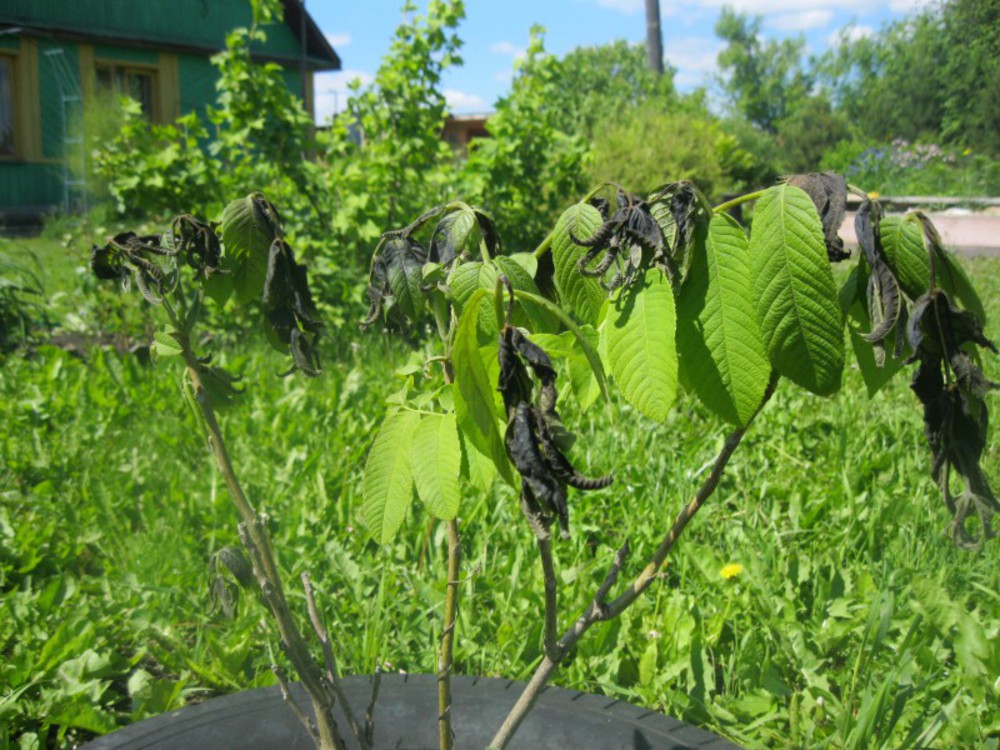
587,103,746,198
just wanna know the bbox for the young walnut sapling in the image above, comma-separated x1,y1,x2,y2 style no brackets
91,194,375,750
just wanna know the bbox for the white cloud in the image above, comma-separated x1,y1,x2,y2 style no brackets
770,9,834,30
596,0,644,13
313,69,373,124
826,23,874,46
325,32,351,47
888,0,935,11
674,0,868,12
490,41,527,60
665,36,722,89
444,89,487,112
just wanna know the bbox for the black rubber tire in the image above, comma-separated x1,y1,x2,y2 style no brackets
81,674,742,749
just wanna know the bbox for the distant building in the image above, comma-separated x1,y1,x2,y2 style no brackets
0,0,339,221
442,113,490,152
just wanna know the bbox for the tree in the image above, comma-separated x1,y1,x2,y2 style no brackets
714,9,811,133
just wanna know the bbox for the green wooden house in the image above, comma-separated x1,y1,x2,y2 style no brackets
0,0,339,222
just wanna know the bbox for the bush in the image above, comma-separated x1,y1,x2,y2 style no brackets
587,103,747,199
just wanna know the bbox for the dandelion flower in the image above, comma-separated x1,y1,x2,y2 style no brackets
720,563,743,580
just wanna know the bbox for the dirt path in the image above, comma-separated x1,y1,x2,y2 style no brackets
841,212,1000,258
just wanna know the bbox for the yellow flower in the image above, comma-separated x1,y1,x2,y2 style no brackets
867,191,880,199
719,563,743,580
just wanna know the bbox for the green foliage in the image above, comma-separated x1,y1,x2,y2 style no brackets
550,202,606,325
94,103,219,217
589,104,747,198
601,268,677,422
363,408,421,543
677,214,769,426
94,16,319,222
715,9,811,133
818,0,1000,157
821,139,1000,197
0,251,49,353
541,40,676,140
1,218,999,748
460,28,589,254
749,184,844,395
318,0,465,263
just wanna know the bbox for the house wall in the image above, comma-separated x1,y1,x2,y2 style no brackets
0,1,318,217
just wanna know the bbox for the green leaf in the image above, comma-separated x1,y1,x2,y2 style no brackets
749,184,844,396
602,268,677,422
152,328,183,358
847,298,906,398
551,203,607,325
677,214,770,426
388,252,425,322
220,194,279,304
883,215,986,321
452,290,514,486
430,208,476,263
934,249,987,323
410,413,462,520
880,216,930,300
506,252,538,278
513,288,609,402
446,261,482,309
459,427,497,493
363,409,420,543
449,259,555,340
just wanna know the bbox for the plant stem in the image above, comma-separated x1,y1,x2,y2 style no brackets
488,375,779,749
179,343,349,750
713,189,766,215
537,536,559,660
438,518,461,750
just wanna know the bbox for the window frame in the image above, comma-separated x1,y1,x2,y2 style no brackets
94,59,160,122
0,52,20,160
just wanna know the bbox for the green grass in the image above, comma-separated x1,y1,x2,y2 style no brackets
1,238,998,749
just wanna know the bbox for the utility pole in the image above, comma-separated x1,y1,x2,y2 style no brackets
645,0,664,75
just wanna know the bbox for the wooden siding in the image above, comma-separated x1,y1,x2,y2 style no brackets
0,0,332,69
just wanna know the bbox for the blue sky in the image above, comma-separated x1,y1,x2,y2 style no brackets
306,0,931,123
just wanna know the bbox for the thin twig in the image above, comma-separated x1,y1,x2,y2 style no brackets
302,573,369,749
520,497,559,662
488,374,780,749
273,664,319,744
437,518,461,750
365,666,382,747
180,343,348,750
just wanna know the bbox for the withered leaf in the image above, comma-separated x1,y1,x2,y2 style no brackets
786,172,849,262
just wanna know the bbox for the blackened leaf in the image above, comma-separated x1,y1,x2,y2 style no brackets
785,172,848,262
910,212,987,322
263,239,323,376
215,546,254,589
512,289,609,403
855,199,903,345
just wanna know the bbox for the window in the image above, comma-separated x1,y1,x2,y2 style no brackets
96,62,157,120
0,56,15,157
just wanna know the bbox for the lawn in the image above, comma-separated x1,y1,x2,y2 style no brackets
1,229,998,749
